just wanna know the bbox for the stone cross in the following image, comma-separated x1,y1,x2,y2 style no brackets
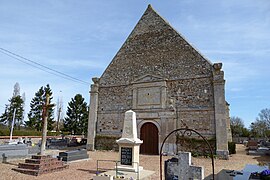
165,152,204,180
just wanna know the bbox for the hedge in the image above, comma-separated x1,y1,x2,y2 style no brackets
228,141,236,154
0,128,67,137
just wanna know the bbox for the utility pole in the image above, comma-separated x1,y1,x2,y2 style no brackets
40,94,54,155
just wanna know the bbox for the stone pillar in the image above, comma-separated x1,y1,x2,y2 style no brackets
86,77,99,151
160,112,177,155
213,63,229,159
226,102,233,142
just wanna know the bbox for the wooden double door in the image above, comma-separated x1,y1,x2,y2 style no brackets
140,122,159,155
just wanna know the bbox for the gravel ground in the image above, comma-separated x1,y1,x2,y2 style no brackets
1,144,270,180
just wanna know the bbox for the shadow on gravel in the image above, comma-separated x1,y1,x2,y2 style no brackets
2,161,18,166
252,155,270,165
77,168,100,174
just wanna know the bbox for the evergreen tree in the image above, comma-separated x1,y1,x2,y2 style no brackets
0,95,24,129
64,94,88,135
26,84,54,131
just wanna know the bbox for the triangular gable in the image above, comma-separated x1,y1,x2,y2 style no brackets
99,4,213,86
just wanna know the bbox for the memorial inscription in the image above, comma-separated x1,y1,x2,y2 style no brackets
121,147,132,165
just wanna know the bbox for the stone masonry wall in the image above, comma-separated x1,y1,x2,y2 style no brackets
167,78,214,109
99,5,213,87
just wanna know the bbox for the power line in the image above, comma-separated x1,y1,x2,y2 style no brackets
0,47,90,85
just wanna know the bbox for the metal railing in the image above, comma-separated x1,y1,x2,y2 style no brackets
159,128,215,180
96,160,140,179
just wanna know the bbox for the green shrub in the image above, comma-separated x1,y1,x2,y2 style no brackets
228,142,236,154
0,127,67,137
176,136,216,157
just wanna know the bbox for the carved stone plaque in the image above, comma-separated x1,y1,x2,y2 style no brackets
137,87,161,106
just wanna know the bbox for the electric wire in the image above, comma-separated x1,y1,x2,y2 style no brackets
0,48,90,85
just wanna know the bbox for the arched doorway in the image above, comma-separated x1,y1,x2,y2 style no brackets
140,122,159,155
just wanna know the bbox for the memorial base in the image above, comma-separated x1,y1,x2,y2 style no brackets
117,165,143,172
96,169,155,180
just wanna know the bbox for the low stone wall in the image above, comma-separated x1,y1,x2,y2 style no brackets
176,137,216,157
95,135,120,151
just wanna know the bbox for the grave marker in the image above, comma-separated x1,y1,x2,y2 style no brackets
165,152,204,180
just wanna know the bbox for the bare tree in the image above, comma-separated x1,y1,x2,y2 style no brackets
257,108,270,128
250,108,270,137
230,116,245,137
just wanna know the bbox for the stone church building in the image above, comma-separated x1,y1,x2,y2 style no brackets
87,5,232,158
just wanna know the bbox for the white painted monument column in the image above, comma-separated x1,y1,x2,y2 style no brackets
86,77,99,151
213,63,229,159
116,110,143,172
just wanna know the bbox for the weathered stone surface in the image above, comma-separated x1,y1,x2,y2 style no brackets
88,4,231,156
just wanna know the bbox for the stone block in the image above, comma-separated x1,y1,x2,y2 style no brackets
93,175,113,180
58,149,89,162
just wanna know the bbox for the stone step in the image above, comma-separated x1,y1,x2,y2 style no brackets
12,167,39,176
13,165,69,176
25,157,58,164
13,155,69,176
18,161,64,170
32,155,51,160
25,158,41,164
19,162,40,170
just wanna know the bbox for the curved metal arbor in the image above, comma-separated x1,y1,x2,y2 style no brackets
159,128,215,180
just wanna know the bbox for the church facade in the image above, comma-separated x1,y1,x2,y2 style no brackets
87,5,232,158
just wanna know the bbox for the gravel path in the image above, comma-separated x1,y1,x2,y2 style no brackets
1,144,269,180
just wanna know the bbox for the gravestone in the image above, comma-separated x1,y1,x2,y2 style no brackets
58,149,89,162
165,152,204,180
247,140,258,150
116,110,143,172
0,144,28,161
46,138,68,149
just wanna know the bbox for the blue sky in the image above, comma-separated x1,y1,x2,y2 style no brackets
0,0,269,127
